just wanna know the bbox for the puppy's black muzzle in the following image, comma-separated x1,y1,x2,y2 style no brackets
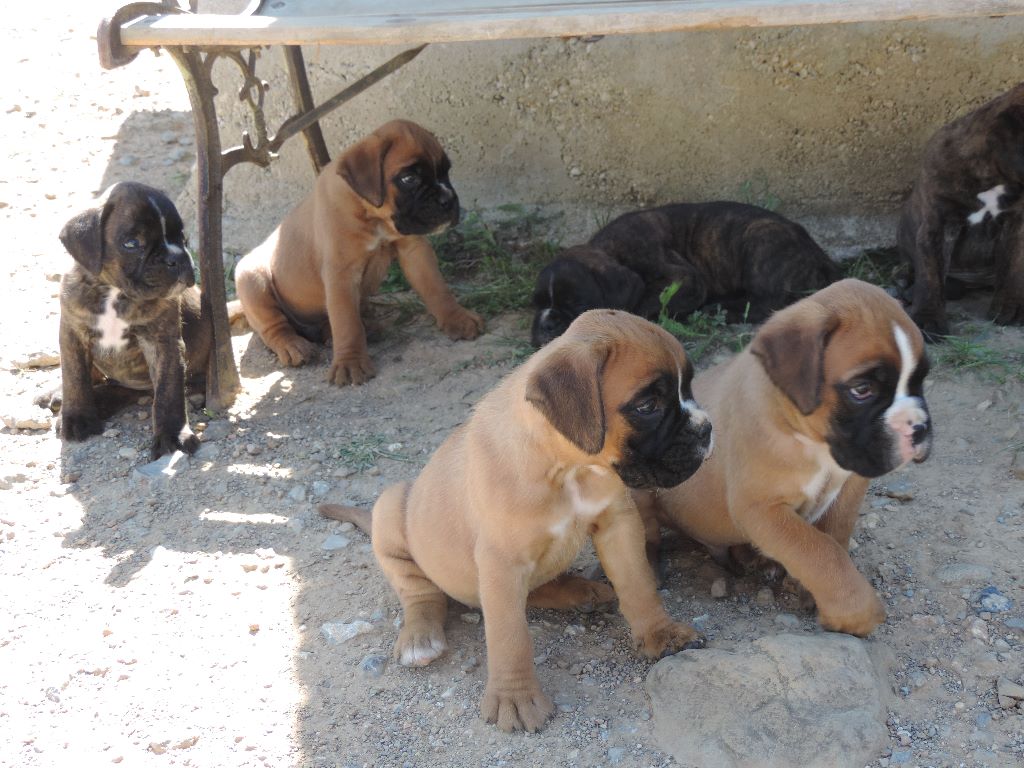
616,411,712,490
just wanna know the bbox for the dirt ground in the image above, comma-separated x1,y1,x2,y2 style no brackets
2,4,1023,768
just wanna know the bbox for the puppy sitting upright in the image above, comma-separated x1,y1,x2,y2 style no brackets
635,279,932,637
531,201,839,347
58,182,211,459
233,119,483,385
898,83,1024,338
321,310,712,732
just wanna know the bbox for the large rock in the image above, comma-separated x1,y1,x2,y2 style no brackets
646,633,890,768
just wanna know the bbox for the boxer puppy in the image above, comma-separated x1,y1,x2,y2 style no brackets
898,83,1024,338
635,279,932,637
320,310,712,732
57,182,210,459
531,201,839,347
232,119,483,385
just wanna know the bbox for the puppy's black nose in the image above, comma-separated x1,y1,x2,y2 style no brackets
694,419,712,443
437,183,456,207
911,422,929,445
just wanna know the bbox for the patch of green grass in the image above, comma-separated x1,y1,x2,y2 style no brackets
334,435,410,471
657,282,754,363
930,323,1023,383
840,246,906,288
429,206,561,316
736,176,780,212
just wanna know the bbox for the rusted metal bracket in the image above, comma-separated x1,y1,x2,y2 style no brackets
96,3,427,409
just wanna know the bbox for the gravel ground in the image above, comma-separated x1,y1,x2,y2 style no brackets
1,3,1023,767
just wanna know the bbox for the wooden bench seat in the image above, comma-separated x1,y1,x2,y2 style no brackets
121,0,1024,47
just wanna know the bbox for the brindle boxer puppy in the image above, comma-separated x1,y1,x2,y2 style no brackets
530,201,839,347
320,310,712,732
232,119,483,385
57,182,210,459
898,83,1024,338
635,279,932,638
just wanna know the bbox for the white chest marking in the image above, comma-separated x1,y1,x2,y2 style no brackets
967,184,1006,225
795,434,851,524
96,288,129,351
549,466,613,538
366,223,398,252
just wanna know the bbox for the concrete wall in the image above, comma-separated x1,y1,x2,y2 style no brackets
185,5,1024,257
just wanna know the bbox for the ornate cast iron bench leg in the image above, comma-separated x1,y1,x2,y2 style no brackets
98,3,428,409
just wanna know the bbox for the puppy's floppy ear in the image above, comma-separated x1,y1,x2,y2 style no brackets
526,343,609,454
59,202,110,276
338,134,392,208
750,301,838,415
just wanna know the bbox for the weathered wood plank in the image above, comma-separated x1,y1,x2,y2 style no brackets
118,0,1024,48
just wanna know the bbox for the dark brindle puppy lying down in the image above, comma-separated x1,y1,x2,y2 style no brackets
530,201,840,347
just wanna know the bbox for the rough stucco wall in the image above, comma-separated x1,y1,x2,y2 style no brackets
180,8,1024,256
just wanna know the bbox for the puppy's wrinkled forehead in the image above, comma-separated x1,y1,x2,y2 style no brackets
103,183,182,237
824,288,926,381
570,310,692,397
378,120,448,174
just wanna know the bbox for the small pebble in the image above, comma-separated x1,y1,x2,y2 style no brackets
710,578,727,598
359,654,387,677
321,534,350,551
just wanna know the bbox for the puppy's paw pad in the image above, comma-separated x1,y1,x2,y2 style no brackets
481,684,554,733
440,308,484,341
61,412,104,442
635,621,706,660
818,586,886,637
273,337,318,367
394,627,447,667
328,356,377,387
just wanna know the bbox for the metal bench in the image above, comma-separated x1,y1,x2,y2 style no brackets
97,0,1024,408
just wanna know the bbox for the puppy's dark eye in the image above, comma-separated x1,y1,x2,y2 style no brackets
122,238,141,251
398,172,421,188
847,381,876,403
634,398,660,416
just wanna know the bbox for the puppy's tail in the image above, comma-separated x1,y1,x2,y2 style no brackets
318,503,372,536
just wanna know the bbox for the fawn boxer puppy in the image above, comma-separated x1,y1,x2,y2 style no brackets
321,309,712,732
898,83,1024,338
635,279,932,637
233,119,483,385
57,182,210,459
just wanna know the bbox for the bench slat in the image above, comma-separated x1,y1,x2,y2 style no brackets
119,0,1024,48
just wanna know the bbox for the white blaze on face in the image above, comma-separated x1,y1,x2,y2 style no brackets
967,184,1007,225
150,196,186,259
884,323,929,464
96,288,129,351
677,364,713,458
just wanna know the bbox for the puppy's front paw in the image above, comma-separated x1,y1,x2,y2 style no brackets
439,307,484,341
481,680,554,733
150,427,201,460
393,623,447,667
60,411,104,442
271,336,319,367
817,579,886,637
328,353,377,386
634,620,706,660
